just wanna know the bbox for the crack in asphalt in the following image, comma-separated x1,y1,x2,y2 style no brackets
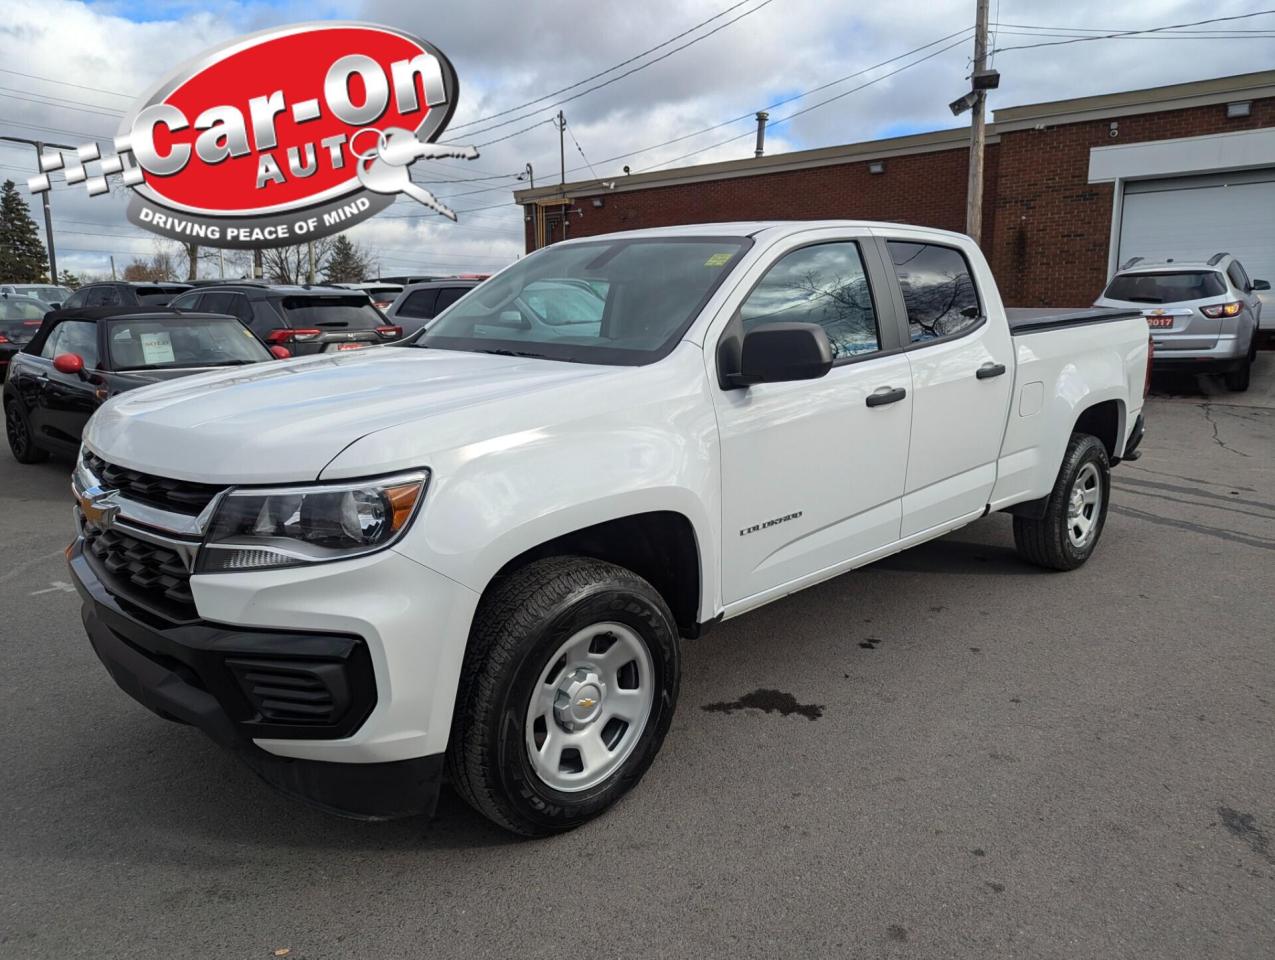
1113,476,1275,515
1198,403,1251,458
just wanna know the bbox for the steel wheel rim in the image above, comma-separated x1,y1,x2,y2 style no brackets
524,621,654,793
1066,461,1102,548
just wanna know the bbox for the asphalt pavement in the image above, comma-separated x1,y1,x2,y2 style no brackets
1,358,1272,959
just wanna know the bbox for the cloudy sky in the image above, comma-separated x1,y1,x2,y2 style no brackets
2,0,1273,280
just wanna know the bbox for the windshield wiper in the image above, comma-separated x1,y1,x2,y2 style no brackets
471,348,549,359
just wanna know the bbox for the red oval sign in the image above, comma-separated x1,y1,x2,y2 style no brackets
121,22,458,217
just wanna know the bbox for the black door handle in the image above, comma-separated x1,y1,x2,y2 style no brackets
976,362,1007,379
866,386,907,407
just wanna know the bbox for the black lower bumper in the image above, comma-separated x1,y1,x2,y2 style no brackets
70,541,443,820
1152,355,1246,374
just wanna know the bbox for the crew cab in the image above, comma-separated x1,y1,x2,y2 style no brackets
66,222,1150,836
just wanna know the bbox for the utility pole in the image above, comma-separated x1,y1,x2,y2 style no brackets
109,255,117,280
754,112,769,158
557,111,566,186
253,247,264,280
218,248,225,279
965,0,990,244
0,135,75,284
306,241,315,284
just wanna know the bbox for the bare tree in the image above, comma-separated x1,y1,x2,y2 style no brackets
260,238,334,285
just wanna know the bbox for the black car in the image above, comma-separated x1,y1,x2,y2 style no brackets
0,295,50,375
4,307,282,464
168,283,403,355
62,281,193,309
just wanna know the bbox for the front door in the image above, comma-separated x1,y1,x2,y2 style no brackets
881,238,1014,538
37,319,101,449
712,237,912,607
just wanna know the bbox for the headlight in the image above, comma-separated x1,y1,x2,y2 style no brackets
197,471,429,573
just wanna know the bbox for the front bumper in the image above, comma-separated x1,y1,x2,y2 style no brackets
71,541,445,819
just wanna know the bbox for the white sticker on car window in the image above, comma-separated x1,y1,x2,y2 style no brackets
140,331,175,364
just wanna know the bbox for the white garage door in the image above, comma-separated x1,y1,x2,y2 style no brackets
1119,169,1275,323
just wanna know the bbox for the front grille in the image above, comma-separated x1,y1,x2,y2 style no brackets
226,659,352,725
84,451,222,515
83,521,196,620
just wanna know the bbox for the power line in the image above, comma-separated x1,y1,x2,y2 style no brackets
991,9,1275,53
448,0,765,132
444,0,780,143
637,33,970,173
565,121,602,181
0,67,136,100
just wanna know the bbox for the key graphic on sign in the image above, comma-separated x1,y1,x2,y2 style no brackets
354,127,480,221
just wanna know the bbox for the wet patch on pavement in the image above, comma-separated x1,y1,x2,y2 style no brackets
702,688,823,721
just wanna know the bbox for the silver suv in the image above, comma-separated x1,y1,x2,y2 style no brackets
1094,253,1266,392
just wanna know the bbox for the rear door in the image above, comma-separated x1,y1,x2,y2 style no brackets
878,234,1014,538
712,231,913,608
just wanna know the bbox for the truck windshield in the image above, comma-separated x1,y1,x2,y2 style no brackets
1103,271,1226,303
107,316,271,370
416,237,750,365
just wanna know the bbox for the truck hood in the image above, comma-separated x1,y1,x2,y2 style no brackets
84,347,616,483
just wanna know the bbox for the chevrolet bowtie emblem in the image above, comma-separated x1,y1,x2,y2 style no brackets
576,697,597,709
77,487,120,529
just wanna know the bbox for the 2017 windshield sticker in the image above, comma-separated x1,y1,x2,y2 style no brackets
25,22,476,248
740,511,803,536
705,252,733,266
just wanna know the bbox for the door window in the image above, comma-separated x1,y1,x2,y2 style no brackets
201,292,252,322
62,288,88,308
40,320,99,367
169,291,203,311
887,241,982,343
397,289,439,319
739,242,880,360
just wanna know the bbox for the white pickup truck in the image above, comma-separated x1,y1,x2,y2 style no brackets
67,221,1150,835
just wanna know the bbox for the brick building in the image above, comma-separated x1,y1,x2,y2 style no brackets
514,71,1275,306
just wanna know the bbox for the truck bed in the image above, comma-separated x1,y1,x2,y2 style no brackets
1006,307,1143,335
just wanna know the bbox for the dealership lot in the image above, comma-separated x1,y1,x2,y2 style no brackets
1,364,1272,959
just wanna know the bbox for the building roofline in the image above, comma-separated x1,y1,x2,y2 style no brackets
514,70,1275,204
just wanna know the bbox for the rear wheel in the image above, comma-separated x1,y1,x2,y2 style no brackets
1224,357,1251,392
447,556,680,836
1014,433,1110,571
5,402,48,464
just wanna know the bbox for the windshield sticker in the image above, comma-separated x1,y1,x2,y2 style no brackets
112,329,133,340
140,332,176,365
705,253,733,267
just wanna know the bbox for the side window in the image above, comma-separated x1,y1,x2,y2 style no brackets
887,241,983,343
201,292,236,316
1227,261,1250,292
739,242,880,360
63,288,88,308
169,291,203,311
45,320,99,367
397,289,438,319
433,286,468,314
40,323,66,358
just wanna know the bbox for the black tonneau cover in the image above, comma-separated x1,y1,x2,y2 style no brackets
1006,307,1142,335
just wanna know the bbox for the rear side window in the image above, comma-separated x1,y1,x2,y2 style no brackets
1227,262,1251,292
63,289,88,308
739,241,880,360
397,289,438,319
434,286,471,315
280,295,384,329
1103,271,1226,303
136,286,183,305
887,241,982,343
87,286,121,307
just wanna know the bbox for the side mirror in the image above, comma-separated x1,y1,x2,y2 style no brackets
1251,279,1270,292
269,345,291,359
48,301,61,309
728,322,834,388
53,353,85,376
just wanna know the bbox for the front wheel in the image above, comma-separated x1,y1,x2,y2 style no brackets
1014,433,1111,571
5,402,48,464
447,556,680,836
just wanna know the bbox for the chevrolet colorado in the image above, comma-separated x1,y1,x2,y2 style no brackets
65,222,1151,835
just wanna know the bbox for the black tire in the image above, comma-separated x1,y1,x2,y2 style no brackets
447,556,680,836
1224,357,1251,392
5,402,48,464
1013,433,1111,571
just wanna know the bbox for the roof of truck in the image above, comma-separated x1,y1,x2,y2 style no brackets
552,221,973,244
